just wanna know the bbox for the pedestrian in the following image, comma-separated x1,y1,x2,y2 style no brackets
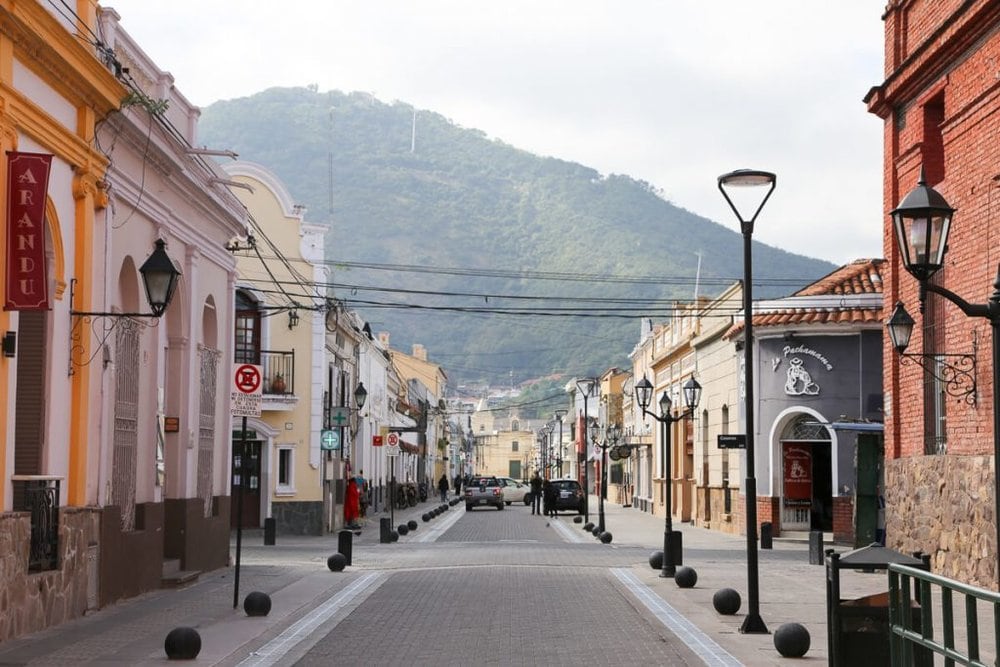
356,469,368,519
437,473,449,502
530,471,543,515
344,476,360,529
454,473,463,498
544,479,559,517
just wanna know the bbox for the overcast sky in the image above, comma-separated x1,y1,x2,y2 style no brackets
103,1,887,267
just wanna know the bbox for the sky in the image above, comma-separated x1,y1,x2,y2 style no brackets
102,1,887,267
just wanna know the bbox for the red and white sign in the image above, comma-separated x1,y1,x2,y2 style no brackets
386,431,400,457
372,435,384,447
783,443,812,507
5,152,52,310
231,364,263,417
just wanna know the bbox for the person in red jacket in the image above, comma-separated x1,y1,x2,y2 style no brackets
345,477,360,528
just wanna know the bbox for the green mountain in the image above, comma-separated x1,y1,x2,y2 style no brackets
199,87,835,387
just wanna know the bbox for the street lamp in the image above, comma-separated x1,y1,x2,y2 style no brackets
593,422,621,533
635,374,701,578
541,424,553,479
718,168,775,634
887,167,1000,588
576,377,597,523
554,409,567,477
71,239,181,319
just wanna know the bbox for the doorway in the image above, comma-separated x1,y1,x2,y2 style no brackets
230,438,262,528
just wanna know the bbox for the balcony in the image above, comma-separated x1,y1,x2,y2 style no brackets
260,350,297,411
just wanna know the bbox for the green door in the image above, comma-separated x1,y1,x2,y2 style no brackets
854,432,883,547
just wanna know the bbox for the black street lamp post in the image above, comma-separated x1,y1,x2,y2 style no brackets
887,168,1000,588
555,409,567,477
718,168,775,634
593,422,621,534
635,374,701,578
576,378,597,523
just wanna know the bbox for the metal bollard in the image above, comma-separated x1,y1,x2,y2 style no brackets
338,529,353,565
263,517,276,546
379,517,391,544
760,522,773,549
809,530,823,565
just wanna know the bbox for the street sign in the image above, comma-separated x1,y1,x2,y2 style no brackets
372,435,383,447
321,429,340,451
231,364,263,417
386,431,400,457
718,434,747,449
327,406,350,428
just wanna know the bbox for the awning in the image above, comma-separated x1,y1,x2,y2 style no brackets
400,439,420,454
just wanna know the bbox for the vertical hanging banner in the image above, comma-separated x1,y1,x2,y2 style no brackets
5,152,52,310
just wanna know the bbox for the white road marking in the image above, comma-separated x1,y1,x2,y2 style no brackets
611,568,743,667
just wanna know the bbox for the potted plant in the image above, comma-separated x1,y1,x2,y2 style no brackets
270,373,286,393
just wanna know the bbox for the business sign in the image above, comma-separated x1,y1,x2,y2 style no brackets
231,364,263,417
328,406,350,428
783,443,812,507
372,435,384,447
5,152,52,310
321,429,340,451
717,434,746,449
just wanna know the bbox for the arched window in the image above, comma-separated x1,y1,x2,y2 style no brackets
235,290,261,364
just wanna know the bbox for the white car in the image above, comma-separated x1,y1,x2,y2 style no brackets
499,477,531,505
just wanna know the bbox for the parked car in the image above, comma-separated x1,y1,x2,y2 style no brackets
548,478,585,514
499,477,530,505
465,475,504,511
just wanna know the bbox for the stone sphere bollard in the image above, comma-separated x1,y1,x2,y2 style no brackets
774,622,811,658
407,520,418,531
422,513,431,522
440,504,448,512
649,550,664,570
583,522,595,531
389,530,399,542
591,526,602,536
573,516,583,523
327,553,347,571
599,531,613,544
713,588,742,615
397,524,409,536
243,591,272,617
674,566,697,588
164,626,201,660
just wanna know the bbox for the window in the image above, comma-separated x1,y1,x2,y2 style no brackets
235,290,261,364
511,441,519,452
276,446,294,494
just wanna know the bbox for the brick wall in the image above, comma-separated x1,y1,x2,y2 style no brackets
832,496,854,545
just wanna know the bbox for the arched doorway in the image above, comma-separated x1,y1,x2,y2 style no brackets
779,415,832,532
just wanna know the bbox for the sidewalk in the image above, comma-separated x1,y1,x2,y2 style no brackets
0,495,883,665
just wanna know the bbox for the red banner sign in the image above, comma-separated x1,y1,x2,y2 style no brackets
372,435,383,447
5,152,52,310
783,443,812,505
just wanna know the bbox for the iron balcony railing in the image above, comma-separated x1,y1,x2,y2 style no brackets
235,349,296,395
889,562,999,666
12,475,60,572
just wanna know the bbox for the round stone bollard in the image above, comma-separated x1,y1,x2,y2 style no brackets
422,513,431,522
164,626,202,660
774,622,811,658
649,550,664,570
583,522,595,532
713,588,742,615
441,504,448,511
573,516,583,524
674,566,697,588
599,531,613,544
327,553,347,572
397,524,409,536
407,520,418,531
591,526,602,536
243,591,272,617
389,530,399,542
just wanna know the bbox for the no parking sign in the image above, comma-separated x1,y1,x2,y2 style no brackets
231,364,262,417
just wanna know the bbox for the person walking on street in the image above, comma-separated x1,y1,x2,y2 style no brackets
454,473,463,498
437,473,449,502
543,479,557,517
530,472,543,515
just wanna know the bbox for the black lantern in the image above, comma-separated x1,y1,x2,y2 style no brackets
890,168,954,283
354,382,368,409
886,301,915,354
139,239,182,318
635,375,654,412
683,377,702,412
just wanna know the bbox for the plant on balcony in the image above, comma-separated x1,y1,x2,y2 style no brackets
270,374,286,393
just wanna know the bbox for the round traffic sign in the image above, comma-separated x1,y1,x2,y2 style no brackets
386,432,400,447
234,364,262,394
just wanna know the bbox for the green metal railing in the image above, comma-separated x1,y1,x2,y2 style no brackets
889,563,1000,666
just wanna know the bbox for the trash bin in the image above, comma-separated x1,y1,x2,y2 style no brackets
338,529,353,565
379,517,392,544
760,522,772,549
826,543,931,666
263,517,276,546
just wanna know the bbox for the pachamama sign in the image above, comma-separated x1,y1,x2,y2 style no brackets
5,152,52,310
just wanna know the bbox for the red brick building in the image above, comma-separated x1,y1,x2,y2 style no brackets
866,0,1000,587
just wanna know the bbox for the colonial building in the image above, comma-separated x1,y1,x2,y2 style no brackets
866,0,1000,587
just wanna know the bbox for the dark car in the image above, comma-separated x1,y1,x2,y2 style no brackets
465,475,504,511
549,478,585,514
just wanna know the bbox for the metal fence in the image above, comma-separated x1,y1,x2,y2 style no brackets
12,476,60,572
889,562,999,666
260,349,294,394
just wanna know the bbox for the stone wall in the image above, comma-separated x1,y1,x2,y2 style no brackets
885,455,995,588
695,486,741,536
272,500,323,535
0,507,100,642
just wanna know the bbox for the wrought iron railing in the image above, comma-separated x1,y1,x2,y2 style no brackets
889,562,999,666
260,350,294,395
12,476,60,572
